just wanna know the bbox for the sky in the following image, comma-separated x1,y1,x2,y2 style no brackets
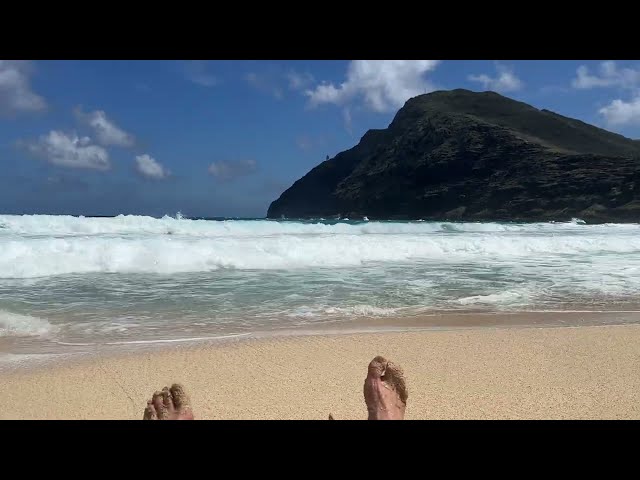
2,59,640,218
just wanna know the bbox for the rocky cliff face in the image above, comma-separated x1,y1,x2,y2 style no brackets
267,89,640,222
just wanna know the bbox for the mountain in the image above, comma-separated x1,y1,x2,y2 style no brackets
267,89,640,222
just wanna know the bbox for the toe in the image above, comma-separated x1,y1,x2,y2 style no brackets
382,361,408,404
143,400,157,420
367,356,388,380
161,386,175,413
364,356,388,412
170,383,191,412
153,390,169,419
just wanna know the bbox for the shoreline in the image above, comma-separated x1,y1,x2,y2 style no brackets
2,323,640,419
4,309,640,373
3,310,640,374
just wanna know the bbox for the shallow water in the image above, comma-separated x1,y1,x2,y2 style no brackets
2,214,640,356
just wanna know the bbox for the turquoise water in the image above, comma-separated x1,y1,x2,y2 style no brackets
1,214,640,348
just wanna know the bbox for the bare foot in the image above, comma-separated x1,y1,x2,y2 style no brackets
143,383,194,420
363,356,408,420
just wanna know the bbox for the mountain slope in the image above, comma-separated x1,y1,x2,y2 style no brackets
268,89,640,222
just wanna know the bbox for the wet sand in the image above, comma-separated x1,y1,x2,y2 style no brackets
2,324,640,419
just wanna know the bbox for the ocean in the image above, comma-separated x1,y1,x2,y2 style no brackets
2,214,640,366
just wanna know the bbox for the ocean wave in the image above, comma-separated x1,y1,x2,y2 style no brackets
1,214,639,238
1,227,639,278
287,304,400,318
457,290,530,306
0,310,54,337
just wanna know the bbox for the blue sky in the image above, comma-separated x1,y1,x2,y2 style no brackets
2,59,640,217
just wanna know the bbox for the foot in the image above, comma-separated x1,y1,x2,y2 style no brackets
143,383,194,420
363,356,408,420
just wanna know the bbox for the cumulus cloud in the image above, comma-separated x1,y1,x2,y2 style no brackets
184,60,217,87
572,62,640,126
343,107,353,135
0,60,47,115
287,71,314,91
468,63,523,93
74,107,135,147
208,160,257,181
135,154,170,179
599,96,640,126
245,67,314,100
24,131,110,171
572,61,640,90
305,60,440,113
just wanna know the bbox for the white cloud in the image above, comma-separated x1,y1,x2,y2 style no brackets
305,60,440,113
75,107,135,147
246,72,284,100
343,107,353,135
287,71,314,91
208,160,257,181
468,64,523,93
573,62,640,126
246,68,314,99
572,61,640,90
135,154,170,180
25,131,110,170
0,60,47,115
599,96,640,126
184,61,217,87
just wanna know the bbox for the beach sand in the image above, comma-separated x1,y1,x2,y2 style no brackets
2,324,640,420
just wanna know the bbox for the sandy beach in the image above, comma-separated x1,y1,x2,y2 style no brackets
2,324,640,420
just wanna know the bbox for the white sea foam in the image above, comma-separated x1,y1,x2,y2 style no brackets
457,290,530,306
2,215,640,346
1,215,639,278
1,213,638,237
288,304,400,318
0,310,54,337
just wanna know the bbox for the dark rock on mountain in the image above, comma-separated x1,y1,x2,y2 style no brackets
267,89,640,222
